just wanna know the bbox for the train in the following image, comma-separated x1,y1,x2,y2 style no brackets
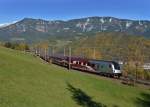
42,54,122,78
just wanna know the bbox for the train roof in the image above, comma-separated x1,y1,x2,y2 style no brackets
51,55,88,62
51,55,68,59
89,59,119,64
67,56,89,62
51,55,119,64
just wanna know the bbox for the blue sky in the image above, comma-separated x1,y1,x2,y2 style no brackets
0,0,150,23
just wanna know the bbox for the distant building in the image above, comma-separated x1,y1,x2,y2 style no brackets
11,38,25,42
117,61,150,71
143,63,150,70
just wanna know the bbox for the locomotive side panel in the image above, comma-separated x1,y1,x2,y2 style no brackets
89,60,114,74
88,60,122,77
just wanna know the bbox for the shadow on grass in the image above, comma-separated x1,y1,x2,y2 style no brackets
135,92,150,107
66,83,107,107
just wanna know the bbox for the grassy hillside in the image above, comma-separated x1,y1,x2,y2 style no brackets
0,46,149,107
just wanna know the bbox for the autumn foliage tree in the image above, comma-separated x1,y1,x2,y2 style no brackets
4,42,29,51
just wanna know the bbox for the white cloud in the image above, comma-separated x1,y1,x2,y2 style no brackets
0,21,18,28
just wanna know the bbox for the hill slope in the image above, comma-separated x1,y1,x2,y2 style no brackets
0,17,150,43
0,46,149,107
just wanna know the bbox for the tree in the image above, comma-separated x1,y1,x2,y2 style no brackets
4,42,12,48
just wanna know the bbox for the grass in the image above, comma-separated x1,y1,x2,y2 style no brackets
0,46,149,107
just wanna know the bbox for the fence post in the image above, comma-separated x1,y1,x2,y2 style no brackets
93,47,96,59
64,47,66,56
68,47,71,70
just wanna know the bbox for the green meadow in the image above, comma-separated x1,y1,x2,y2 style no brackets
0,46,149,107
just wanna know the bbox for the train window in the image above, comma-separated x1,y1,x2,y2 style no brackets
73,61,76,64
87,62,90,66
109,64,112,68
97,65,99,69
112,62,120,70
93,64,97,69
92,64,95,67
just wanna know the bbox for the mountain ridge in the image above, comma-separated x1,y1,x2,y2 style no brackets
0,16,150,43
1,16,150,28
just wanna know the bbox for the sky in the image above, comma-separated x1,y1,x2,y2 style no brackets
0,0,150,23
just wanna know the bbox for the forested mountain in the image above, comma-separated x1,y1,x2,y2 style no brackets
0,17,150,43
